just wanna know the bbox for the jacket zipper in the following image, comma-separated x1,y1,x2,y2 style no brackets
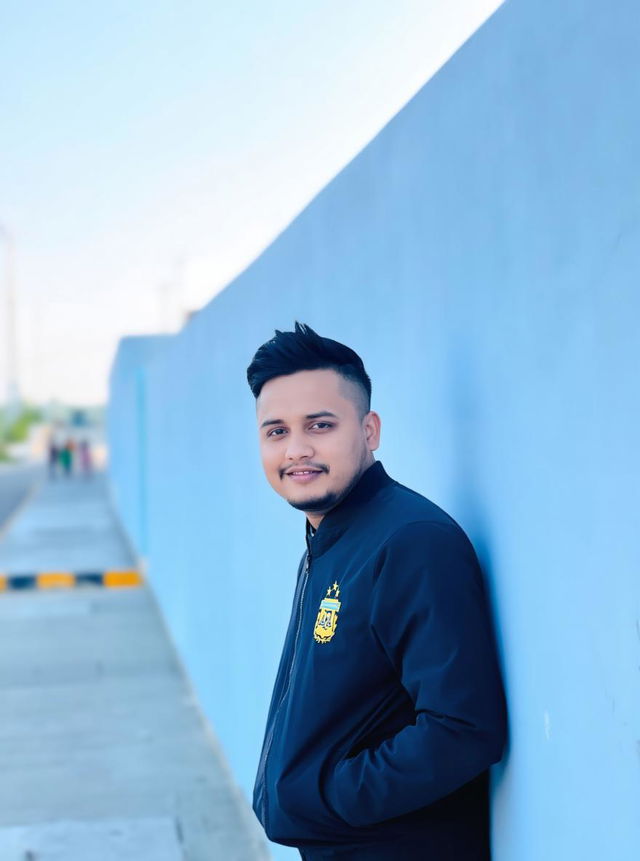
256,546,312,827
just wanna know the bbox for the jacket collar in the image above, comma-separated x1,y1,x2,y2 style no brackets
304,460,394,558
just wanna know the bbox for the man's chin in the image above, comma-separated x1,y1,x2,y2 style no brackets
284,465,368,515
286,491,340,513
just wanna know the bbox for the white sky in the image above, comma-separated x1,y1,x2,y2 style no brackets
0,0,502,405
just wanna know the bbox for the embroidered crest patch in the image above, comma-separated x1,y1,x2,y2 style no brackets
314,581,341,644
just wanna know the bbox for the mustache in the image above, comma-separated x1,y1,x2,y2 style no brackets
279,463,329,479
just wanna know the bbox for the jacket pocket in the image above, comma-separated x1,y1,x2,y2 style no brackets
268,748,357,843
268,688,415,841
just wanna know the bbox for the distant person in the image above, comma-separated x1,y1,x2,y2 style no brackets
78,439,93,478
246,323,507,860
47,436,59,480
60,438,75,477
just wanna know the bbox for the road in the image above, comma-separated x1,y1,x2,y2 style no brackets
0,463,44,534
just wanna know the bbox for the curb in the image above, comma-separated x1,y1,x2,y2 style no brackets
0,570,144,591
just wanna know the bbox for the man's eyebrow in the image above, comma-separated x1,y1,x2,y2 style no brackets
305,411,338,420
259,411,338,429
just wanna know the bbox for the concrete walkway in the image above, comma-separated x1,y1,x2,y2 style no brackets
0,470,269,860
0,462,44,533
0,471,134,574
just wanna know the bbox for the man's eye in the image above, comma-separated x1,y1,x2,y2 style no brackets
267,427,287,438
311,422,333,430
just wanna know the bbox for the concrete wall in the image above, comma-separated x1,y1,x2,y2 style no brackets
108,1,640,858
107,335,172,562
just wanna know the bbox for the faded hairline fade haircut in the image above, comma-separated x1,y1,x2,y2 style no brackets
246,322,372,417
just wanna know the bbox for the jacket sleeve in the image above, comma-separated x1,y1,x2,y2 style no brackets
324,519,507,827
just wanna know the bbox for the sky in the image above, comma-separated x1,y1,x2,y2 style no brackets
0,0,502,406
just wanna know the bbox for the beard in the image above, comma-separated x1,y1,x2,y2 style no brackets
286,465,365,515
287,489,341,513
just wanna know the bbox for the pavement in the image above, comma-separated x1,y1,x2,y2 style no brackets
0,462,44,535
0,467,270,861
0,469,134,574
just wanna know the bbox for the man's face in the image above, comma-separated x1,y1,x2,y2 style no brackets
256,368,381,522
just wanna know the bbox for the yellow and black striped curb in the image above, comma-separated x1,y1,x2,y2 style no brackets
0,570,143,591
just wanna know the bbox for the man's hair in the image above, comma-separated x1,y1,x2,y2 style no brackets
247,322,372,415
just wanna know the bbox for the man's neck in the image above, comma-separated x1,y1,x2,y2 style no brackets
305,512,323,531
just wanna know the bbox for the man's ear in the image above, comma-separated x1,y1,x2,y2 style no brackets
363,411,381,452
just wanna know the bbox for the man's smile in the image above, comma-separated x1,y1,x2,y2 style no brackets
284,467,325,484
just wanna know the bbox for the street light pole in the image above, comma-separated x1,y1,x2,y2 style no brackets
0,222,20,420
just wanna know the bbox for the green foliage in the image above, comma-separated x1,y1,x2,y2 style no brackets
0,405,43,444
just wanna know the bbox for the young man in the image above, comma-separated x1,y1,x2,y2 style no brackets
247,323,507,860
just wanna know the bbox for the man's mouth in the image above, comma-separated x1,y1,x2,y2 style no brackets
284,467,325,483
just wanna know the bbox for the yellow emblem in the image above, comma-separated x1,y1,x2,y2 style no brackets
314,581,342,644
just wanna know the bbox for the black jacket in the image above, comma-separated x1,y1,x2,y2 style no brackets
253,461,507,857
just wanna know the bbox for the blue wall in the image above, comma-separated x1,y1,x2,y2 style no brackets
108,334,172,564
108,1,640,858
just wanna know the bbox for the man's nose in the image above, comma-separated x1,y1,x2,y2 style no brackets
285,431,314,461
